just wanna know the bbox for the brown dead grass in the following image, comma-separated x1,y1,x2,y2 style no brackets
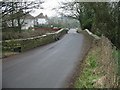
74,36,119,88
93,36,118,88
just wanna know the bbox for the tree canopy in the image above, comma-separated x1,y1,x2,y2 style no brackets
1,1,43,32
59,1,120,48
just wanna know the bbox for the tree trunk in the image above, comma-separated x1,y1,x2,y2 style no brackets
17,18,21,33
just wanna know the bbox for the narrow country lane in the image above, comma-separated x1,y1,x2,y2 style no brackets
3,29,92,88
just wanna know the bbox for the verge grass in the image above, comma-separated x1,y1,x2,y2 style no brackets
74,42,100,88
74,36,119,88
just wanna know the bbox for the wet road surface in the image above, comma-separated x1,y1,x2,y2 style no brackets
3,29,91,88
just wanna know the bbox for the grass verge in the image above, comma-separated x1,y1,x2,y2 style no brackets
74,36,119,88
74,43,100,88
117,50,120,86
2,51,19,58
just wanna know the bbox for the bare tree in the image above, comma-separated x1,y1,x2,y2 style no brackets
58,1,94,30
1,0,44,32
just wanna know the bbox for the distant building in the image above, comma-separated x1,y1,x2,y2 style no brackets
22,13,48,30
22,14,34,30
35,13,48,25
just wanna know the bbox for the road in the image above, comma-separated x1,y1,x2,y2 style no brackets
3,29,92,88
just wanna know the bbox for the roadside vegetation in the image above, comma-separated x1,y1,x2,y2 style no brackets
117,50,120,86
60,1,120,88
60,2,120,49
2,2,75,58
74,36,119,88
2,29,54,40
2,29,67,58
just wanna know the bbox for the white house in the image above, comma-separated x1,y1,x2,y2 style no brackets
35,13,48,25
22,14,34,30
22,13,48,30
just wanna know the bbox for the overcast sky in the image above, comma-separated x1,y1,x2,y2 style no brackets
28,0,119,17
4,0,118,17
30,0,67,17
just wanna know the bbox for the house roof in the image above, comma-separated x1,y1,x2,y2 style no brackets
35,13,48,19
22,13,48,19
25,13,34,19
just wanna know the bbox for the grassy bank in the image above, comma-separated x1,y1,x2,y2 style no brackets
74,41,100,88
74,36,119,88
117,50,120,86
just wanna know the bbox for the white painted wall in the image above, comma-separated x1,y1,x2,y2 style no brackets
38,18,47,24
22,19,34,30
